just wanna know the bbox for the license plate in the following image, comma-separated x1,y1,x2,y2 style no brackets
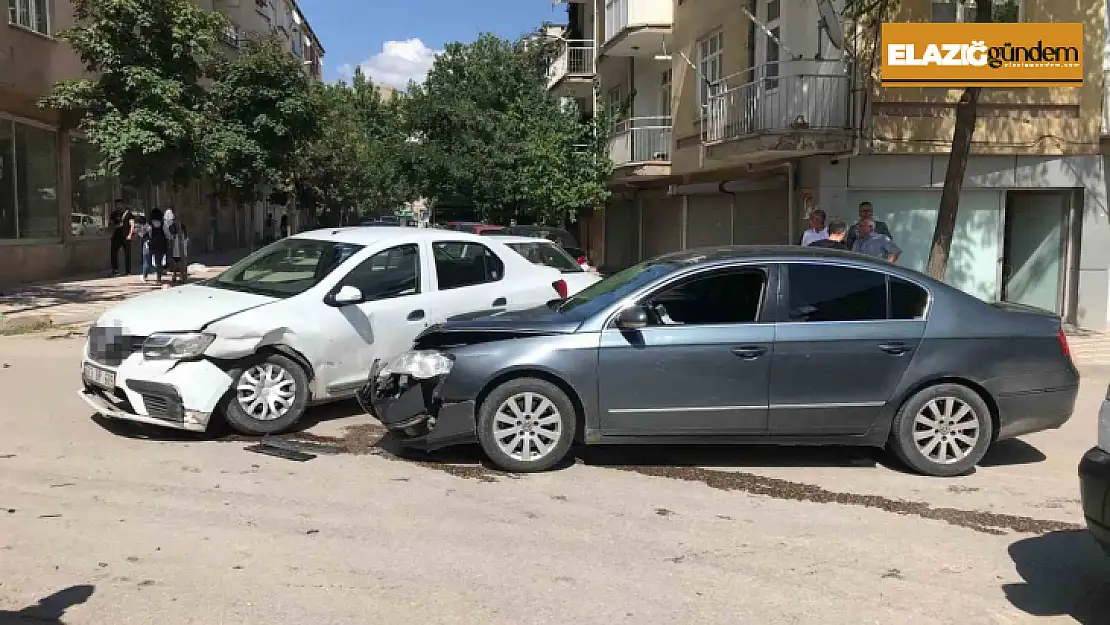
83,363,116,389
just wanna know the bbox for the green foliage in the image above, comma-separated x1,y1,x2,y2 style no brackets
205,35,320,202
40,0,227,188
405,33,611,224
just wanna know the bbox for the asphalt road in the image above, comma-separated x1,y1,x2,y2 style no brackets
2,332,1109,624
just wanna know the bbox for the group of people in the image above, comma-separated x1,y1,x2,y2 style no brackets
799,201,901,263
108,200,190,286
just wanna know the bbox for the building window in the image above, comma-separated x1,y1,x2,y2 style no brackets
931,0,1020,22
70,141,116,239
0,119,59,240
763,0,781,88
697,32,723,114
608,85,626,123
8,0,50,35
660,69,672,119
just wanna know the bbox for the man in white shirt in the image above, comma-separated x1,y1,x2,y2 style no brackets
799,209,829,246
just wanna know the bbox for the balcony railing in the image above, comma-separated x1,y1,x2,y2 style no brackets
609,116,672,166
704,61,854,145
1103,69,1109,135
547,39,596,88
219,24,241,49
603,0,672,44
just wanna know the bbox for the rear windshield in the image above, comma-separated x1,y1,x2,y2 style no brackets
507,241,583,273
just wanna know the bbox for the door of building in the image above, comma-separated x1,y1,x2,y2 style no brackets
1002,191,1070,316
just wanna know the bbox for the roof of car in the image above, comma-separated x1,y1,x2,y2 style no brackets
290,226,498,246
495,235,561,245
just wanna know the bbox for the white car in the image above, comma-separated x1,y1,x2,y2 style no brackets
497,236,601,295
78,227,572,435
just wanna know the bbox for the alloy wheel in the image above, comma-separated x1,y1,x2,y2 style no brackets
912,396,980,464
236,363,298,421
493,392,563,462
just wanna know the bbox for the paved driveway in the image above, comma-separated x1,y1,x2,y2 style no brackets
1,333,1108,624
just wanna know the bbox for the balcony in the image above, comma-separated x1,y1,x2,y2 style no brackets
602,0,673,57
609,116,672,180
703,61,856,163
547,39,595,94
218,24,241,49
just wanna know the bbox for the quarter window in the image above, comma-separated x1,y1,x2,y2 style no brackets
787,264,887,322
433,241,504,290
340,244,420,300
642,268,767,326
890,276,929,320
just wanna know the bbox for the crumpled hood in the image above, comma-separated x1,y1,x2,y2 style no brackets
94,284,276,336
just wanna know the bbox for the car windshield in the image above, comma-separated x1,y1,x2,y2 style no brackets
507,241,583,273
206,238,364,298
556,260,679,316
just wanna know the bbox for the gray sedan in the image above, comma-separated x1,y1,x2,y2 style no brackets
359,246,1079,476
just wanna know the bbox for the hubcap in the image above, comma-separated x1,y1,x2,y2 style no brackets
493,392,562,463
912,396,980,465
236,363,297,421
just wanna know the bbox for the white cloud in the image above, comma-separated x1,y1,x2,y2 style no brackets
339,39,439,90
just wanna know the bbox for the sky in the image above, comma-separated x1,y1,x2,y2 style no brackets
296,0,563,89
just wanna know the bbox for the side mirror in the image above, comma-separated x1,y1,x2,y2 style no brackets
327,285,364,307
615,306,649,331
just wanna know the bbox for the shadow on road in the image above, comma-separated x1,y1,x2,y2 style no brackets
0,584,94,624
1003,530,1110,624
980,439,1048,468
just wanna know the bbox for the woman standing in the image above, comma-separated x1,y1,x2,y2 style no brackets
136,215,152,282
146,208,169,284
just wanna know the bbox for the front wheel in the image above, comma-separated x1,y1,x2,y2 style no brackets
476,378,577,473
222,352,310,435
888,383,993,477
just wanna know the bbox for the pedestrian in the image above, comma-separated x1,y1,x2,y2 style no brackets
169,219,189,285
108,200,135,276
852,217,901,262
280,214,289,239
807,220,849,249
135,215,153,283
799,209,829,246
146,208,169,284
846,202,893,249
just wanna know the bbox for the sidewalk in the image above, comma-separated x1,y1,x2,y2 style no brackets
0,248,249,330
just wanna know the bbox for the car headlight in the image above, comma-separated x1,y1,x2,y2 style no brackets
379,350,453,380
142,332,216,360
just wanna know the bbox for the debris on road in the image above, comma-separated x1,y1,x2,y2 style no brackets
244,444,315,462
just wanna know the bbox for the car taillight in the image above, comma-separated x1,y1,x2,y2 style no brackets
576,255,588,265
1058,327,1071,359
552,279,568,299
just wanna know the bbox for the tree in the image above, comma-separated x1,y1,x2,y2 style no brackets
405,33,611,225
41,0,227,189
204,35,320,203
847,0,1013,281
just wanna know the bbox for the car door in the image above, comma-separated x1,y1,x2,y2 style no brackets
319,242,435,396
768,262,929,435
597,265,777,435
430,240,511,318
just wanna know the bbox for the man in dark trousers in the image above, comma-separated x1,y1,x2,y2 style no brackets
108,200,135,275
807,220,849,249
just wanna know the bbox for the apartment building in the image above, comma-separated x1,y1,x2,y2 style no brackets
549,0,1110,330
0,0,324,285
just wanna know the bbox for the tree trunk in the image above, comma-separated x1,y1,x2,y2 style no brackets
924,0,993,281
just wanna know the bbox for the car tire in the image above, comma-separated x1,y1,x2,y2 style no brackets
222,352,310,436
476,377,577,473
888,383,994,477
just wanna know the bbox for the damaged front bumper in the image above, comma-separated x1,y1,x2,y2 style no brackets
355,360,477,451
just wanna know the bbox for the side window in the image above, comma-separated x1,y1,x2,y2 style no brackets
339,244,420,300
890,276,929,320
643,268,767,326
787,264,886,322
433,241,504,290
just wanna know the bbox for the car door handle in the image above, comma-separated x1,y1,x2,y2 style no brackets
492,297,507,307
407,309,425,322
879,342,911,355
731,346,767,359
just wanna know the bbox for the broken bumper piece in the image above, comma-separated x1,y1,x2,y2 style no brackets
356,360,476,451
79,385,212,432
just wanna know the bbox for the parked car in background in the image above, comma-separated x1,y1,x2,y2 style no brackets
360,216,403,227
79,227,572,437
492,225,595,273
445,221,506,235
1080,383,1110,554
71,213,104,237
498,236,601,296
361,246,1079,474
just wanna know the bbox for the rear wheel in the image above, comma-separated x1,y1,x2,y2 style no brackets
476,378,576,473
889,383,993,477
222,352,310,435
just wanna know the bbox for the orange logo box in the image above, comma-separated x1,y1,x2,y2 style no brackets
881,22,1083,87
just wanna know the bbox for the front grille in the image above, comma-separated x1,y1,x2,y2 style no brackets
87,326,146,366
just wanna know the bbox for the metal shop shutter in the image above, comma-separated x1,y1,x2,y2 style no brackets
686,194,734,248
733,189,790,245
604,199,639,270
641,197,682,259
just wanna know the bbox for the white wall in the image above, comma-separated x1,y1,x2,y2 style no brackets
631,58,669,119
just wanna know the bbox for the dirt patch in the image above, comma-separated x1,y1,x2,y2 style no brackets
617,465,1082,536
0,316,53,336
